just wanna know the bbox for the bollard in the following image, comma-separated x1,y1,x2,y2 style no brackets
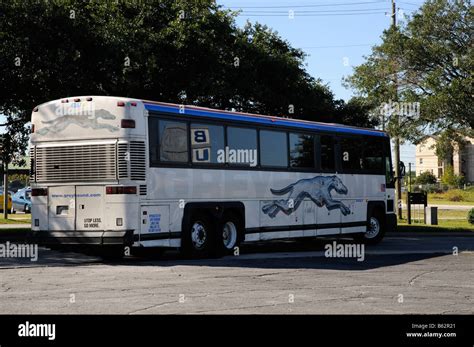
425,206,438,225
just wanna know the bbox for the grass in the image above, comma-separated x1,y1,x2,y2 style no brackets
397,217,473,232
0,214,31,224
403,209,470,219
402,188,474,206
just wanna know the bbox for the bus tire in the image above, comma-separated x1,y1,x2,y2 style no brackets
181,214,217,258
217,212,243,255
353,208,385,245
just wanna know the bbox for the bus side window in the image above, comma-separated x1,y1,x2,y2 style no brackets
159,119,189,162
227,127,258,167
363,138,385,173
148,117,160,165
340,136,363,171
289,133,315,169
260,130,288,167
320,135,335,171
190,123,224,164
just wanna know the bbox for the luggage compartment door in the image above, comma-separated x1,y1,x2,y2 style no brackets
140,205,170,240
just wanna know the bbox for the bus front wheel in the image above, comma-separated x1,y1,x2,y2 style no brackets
353,209,385,245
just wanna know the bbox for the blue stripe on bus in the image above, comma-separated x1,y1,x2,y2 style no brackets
144,103,388,137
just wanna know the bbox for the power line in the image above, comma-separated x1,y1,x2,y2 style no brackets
223,1,388,9
239,12,387,17
240,8,390,14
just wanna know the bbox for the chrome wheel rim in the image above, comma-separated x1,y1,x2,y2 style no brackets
366,216,380,239
191,221,207,250
222,221,237,249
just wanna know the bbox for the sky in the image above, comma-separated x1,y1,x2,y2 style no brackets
217,0,424,167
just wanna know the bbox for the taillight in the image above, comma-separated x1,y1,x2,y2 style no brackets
106,186,137,195
121,119,135,128
31,124,35,133
117,101,125,107
32,188,48,196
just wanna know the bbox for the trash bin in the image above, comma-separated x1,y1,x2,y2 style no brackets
425,206,438,225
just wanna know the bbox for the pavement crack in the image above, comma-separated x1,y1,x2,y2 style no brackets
408,271,436,286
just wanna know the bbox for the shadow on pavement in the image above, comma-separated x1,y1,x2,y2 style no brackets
0,236,462,271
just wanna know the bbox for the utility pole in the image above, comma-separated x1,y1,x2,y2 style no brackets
0,135,8,219
3,162,7,219
391,0,403,220
408,162,412,192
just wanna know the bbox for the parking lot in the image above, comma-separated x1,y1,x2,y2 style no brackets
0,233,473,314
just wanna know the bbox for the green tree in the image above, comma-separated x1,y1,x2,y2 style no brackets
0,0,375,141
441,165,464,188
415,171,437,185
346,0,473,136
433,129,467,168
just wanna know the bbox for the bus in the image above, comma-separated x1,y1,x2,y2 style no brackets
30,96,397,257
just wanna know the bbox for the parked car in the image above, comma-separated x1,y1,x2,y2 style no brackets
0,189,13,212
12,188,31,213
9,180,27,193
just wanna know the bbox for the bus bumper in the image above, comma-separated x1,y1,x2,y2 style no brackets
386,213,397,232
30,230,134,246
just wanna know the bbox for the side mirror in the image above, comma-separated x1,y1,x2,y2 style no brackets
399,161,406,178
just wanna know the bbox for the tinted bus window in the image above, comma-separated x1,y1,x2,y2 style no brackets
320,135,335,170
340,137,364,171
260,130,288,167
227,127,258,167
363,138,385,173
159,120,188,162
191,123,224,164
289,133,315,169
148,117,159,165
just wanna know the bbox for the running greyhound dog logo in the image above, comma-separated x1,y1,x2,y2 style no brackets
36,109,119,135
262,175,351,218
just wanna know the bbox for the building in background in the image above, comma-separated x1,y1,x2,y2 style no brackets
416,136,474,183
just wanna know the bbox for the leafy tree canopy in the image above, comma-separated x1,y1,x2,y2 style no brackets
345,0,473,143
0,0,377,162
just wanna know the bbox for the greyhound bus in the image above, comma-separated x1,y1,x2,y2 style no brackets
29,96,397,257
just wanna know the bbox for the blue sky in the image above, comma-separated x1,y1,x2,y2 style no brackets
217,0,424,166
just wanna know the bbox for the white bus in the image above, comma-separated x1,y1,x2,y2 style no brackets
30,96,397,257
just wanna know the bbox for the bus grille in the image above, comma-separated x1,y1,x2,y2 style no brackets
29,147,35,181
117,141,146,181
35,144,117,182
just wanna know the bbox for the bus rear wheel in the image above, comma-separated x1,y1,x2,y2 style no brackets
353,209,385,245
181,215,217,258
218,213,242,255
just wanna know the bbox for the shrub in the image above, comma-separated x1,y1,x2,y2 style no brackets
415,171,437,185
468,208,474,225
441,165,465,188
